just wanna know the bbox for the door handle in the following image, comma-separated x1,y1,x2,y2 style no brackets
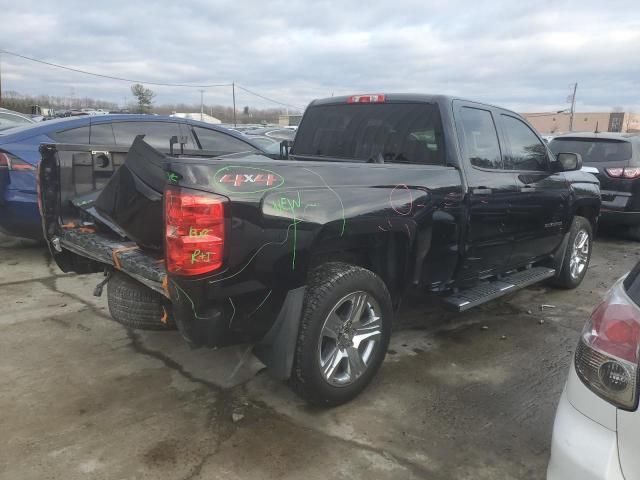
520,185,536,192
472,187,492,195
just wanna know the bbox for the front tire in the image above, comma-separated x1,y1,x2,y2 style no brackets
550,216,592,289
289,263,393,406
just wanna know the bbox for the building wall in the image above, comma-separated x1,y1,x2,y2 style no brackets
522,112,616,134
278,114,302,127
627,114,640,133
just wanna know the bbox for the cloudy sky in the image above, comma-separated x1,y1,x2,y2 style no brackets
2,0,639,112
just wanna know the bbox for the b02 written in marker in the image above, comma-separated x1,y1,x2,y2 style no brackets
189,226,210,237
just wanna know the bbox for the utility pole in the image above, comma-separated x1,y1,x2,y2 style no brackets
0,50,3,108
568,82,578,132
199,89,204,121
232,82,237,127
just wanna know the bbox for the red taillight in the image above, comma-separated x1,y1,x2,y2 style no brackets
606,167,640,179
164,186,226,276
0,152,35,171
575,278,640,409
347,94,386,104
590,298,640,363
623,167,640,179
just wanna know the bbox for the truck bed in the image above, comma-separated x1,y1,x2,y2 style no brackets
57,227,167,296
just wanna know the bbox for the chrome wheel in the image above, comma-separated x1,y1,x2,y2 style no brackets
317,291,383,387
569,229,590,280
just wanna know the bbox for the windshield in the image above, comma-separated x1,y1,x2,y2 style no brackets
293,102,445,165
549,138,632,163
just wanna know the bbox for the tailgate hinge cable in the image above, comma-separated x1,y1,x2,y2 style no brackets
93,269,113,297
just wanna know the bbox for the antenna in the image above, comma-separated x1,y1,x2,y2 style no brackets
568,83,578,132
594,121,600,134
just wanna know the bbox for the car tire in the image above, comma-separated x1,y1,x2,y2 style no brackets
289,262,393,406
107,272,176,330
549,216,593,289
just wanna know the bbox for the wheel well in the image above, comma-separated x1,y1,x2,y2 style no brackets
307,232,408,308
575,204,598,231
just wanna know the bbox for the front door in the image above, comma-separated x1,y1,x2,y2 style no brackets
454,103,519,281
498,113,569,265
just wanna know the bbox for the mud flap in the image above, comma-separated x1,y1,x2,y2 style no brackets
551,228,571,278
253,286,306,380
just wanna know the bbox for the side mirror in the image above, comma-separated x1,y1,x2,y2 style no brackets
554,152,582,172
279,140,292,160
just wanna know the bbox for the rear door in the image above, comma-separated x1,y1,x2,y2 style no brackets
453,101,519,280
499,114,569,264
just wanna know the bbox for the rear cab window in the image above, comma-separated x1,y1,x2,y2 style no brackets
292,102,445,165
549,138,632,163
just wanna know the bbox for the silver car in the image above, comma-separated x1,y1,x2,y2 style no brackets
548,264,640,479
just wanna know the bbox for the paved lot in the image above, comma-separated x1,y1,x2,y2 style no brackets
0,231,635,479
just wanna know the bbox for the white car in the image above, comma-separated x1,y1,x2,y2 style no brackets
548,266,640,479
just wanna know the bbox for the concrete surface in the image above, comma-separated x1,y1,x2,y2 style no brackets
0,231,635,479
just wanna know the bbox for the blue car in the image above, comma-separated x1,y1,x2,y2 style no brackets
0,115,269,240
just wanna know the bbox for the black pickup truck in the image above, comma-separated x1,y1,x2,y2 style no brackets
39,94,600,405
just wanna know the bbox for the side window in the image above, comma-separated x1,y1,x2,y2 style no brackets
112,122,182,149
459,107,502,169
89,123,116,144
50,126,90,144
501,115,548,171
0,113,32,128
193,127,259,154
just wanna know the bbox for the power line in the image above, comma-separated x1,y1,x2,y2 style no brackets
0,49,232,88
525,111,570,117
1,48,305,111
235,84,303,111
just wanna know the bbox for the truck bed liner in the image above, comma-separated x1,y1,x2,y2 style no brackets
58,228,167,296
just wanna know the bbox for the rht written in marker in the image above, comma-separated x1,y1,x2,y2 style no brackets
190,249,215,264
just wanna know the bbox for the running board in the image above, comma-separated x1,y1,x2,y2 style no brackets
443,267,556,312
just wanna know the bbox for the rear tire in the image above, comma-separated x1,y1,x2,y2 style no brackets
107,272,176,330
289,262,393,406
550,216,592,289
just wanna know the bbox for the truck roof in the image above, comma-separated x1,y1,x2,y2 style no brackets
308,93,522,118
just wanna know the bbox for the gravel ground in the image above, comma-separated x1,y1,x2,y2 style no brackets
0,229,635,480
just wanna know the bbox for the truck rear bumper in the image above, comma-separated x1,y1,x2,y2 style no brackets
600,189,640,225
600,209,640,226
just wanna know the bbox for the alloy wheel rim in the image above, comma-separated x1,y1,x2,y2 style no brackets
317,291,383,387
569,229,590,280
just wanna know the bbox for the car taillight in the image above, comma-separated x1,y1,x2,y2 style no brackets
575,278,640,409
347,94,386,104
606,167,640,179
164,186,226,276
0,152,35,171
